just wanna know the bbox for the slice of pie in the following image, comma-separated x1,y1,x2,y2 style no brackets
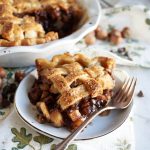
28,53,115,130
0,0,83,46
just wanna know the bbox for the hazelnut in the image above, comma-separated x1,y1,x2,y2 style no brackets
15,71,25,83
109,29,123,45
110,34,123,45
110,29,122,37
0,67,6,78
84,32,96,45
95,26,108,40
121,27,131,38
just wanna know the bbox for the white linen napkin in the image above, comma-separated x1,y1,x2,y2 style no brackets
0,109,134,150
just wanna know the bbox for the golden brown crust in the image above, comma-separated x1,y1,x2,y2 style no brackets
0,39,21,47
29,53,115,129
35,53,115,110
0,0,82,46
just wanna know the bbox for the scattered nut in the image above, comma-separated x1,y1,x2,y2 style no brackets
84,26,131,46
108,29,123,45
15,71,25,83
110,29,122,37
117,47,126,53
95,26,108,40
0,69,22,109
0,67,6,78
137,90,144,97
110,34,123,45
122,27,131,38
84,32,96,45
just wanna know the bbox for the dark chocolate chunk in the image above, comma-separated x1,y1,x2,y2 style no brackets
137,90,144,97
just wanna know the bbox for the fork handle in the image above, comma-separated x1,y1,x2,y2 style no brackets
54,106,114,150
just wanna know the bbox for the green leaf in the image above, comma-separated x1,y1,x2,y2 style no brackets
50,144,77,150
11,127,32,149
12,147,18,150
67,144,77,150
146,18,150,25
50,144,56,150
33,134,53,145
0,111,5,116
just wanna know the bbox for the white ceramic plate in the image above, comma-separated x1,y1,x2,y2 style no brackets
0,0,101,67
15,68,132,140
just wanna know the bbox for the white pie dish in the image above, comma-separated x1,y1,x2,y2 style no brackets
15,68,132,140
0,0,101,67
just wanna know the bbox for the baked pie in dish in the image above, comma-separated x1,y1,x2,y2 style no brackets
28,53,115,130
0,0,83,46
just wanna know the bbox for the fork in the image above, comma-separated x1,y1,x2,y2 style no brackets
54,77,137,150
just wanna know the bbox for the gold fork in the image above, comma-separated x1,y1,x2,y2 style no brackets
55,77,137,150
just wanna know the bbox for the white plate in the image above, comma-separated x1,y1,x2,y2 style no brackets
0,0,101,67
15,68,132,140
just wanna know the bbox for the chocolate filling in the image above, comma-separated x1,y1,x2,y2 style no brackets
29,79,112,130
14,6,82,38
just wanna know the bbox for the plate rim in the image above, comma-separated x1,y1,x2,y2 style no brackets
15,102,132,141
14,69,133,141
